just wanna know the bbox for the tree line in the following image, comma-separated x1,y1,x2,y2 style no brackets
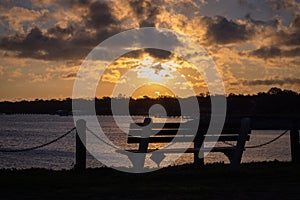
1,87,300,116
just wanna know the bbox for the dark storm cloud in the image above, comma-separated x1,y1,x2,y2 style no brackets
129,0,160,27
0,0,122,60
246,15,300,59
264,15,300,47
145,49,171,59
282,15,300,46
245,13,279,27
121,49,171,60
250,46,300,59
242,77,300,86
250,46,281,59
47,25,74,36
0,26,93,60
206,16,254,44
86,1,118,29
291,15,300,29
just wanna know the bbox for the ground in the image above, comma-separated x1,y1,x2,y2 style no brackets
0,161,300,200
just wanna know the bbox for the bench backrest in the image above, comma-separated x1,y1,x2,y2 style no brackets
127,118,251,144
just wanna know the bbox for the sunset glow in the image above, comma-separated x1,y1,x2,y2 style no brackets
0,0,300,101
131,83,175,99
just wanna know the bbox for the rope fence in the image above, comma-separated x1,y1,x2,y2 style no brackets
0,127,290,153
0,127,76,153
222,130,289,149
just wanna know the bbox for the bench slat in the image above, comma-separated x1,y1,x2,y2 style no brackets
130,122,190,129
129,128,242,136
124,147,236,153
127,135,250,143
129,129,195,136
130,120,243,130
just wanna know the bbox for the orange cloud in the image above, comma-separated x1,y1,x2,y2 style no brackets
28,72,52,83
0,65,3,76
101,69,121,83
0,6,49,33
11,68,22,78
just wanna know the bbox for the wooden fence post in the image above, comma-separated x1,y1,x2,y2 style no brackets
290,120,300,163
194,133,204,167
231,117,251,171
75,119,86,172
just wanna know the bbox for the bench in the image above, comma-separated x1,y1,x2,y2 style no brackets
123,117,251,170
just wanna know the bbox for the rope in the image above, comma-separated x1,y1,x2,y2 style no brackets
222,130,289,149
0,127,76,153
0,123,283,153
86,127,118,149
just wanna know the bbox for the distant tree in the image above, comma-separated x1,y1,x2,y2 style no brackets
267,87,282,95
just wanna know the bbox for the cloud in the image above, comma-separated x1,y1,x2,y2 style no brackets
267,0,298,11
206,16,254,44
11,68,22,78
282,15,300,46
0,0,275,62
243,15,300,59
249,46,300,59
144,49,171,59
242,77,300,86
245,13,279,27
28,72,52,83
0,27,78,60
129,0,160,27
0,0,124,61
0,6,49,33
0,26,107,61
101,69,121,83
0,0,300,89
135,61,175,81
47,24,74,38
0,65,3,76
86,1,119,29
61,72,77,80
258,15,300,48
151,62,164,72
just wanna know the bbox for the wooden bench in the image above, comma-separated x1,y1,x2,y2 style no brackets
123,117,251,170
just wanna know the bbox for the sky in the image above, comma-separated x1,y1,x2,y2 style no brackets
0,0,300,101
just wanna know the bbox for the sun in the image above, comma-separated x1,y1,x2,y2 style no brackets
131,83,175,99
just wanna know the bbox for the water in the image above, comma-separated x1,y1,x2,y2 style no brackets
0,115,292,170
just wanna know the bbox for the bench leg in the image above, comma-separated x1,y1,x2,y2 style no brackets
194,140,204,166
230,118,251,171
127,153,147,172
223,150,233,163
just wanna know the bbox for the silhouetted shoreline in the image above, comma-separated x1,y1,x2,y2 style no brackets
1,87,300,117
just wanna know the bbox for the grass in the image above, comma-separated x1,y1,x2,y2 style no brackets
0,161,300,200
